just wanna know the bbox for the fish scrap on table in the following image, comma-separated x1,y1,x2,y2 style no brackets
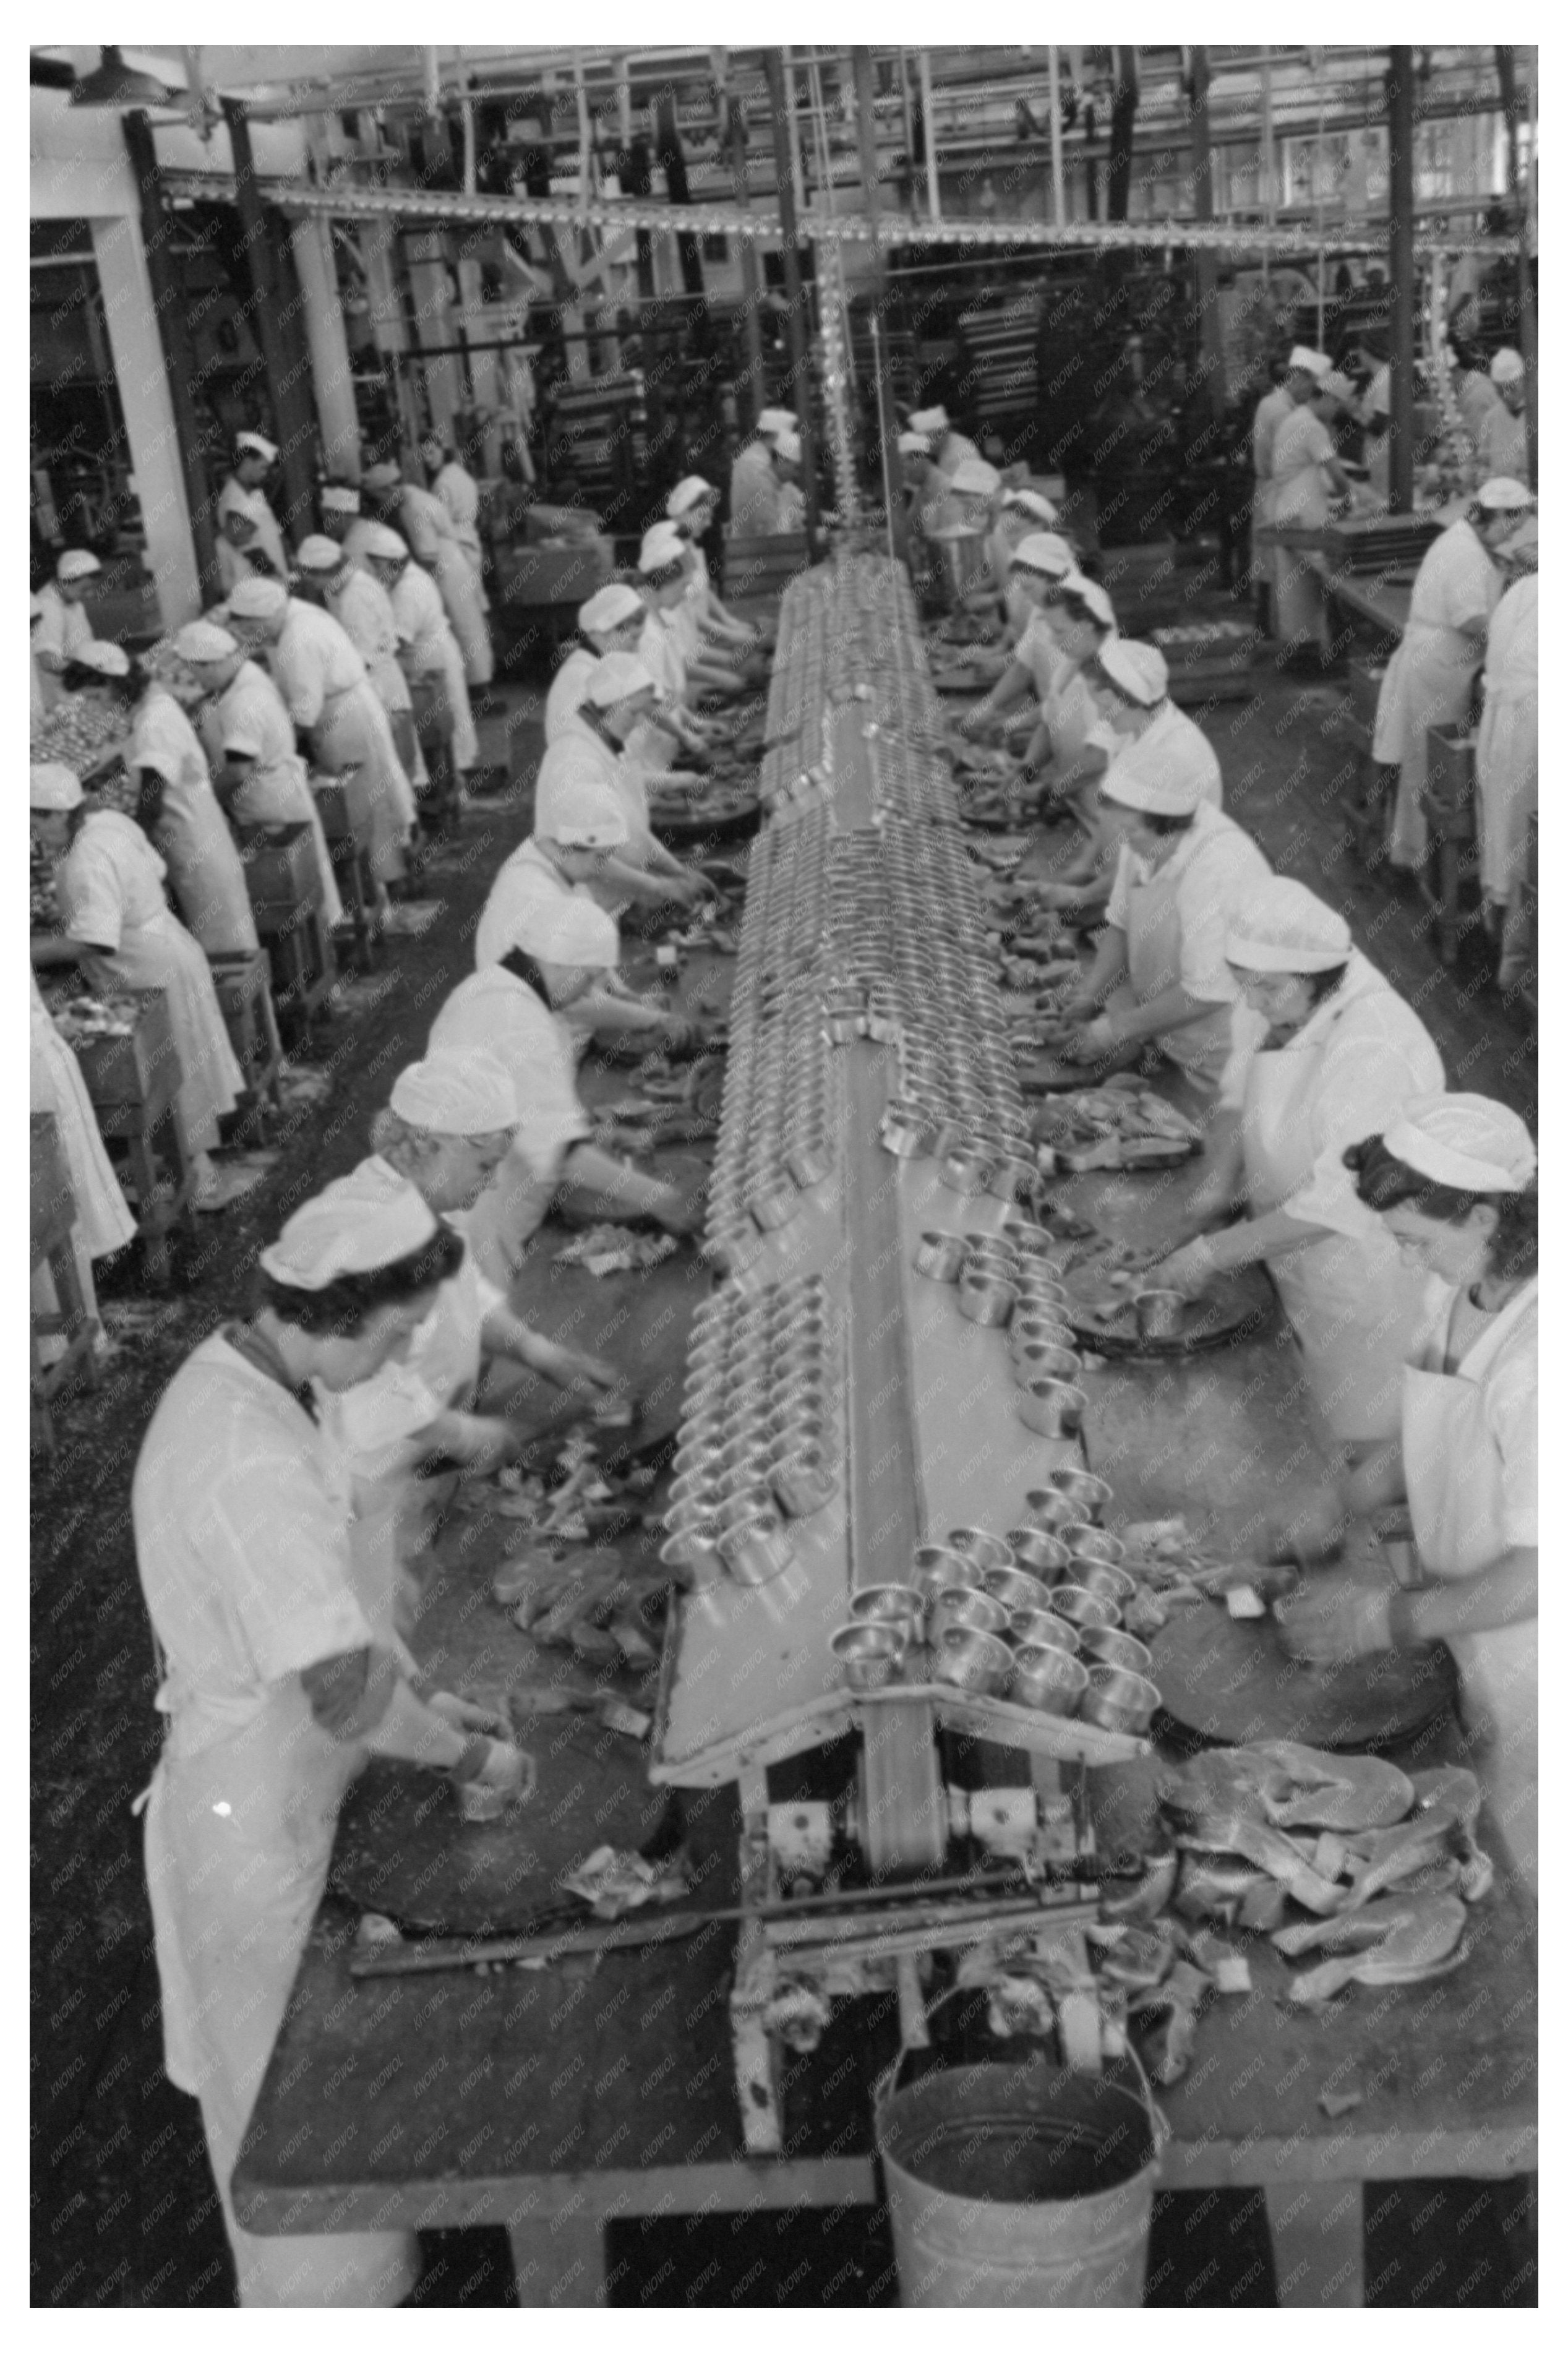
554,1224,681,1277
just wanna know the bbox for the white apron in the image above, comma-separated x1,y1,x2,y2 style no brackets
1475,580,1538,907
1374,525,1497,870
314,684,416,882
1269,411,1334,656
80,912,244,1157
402,488,492,687
1120,863,1233,1091
1402,1281,1537,1897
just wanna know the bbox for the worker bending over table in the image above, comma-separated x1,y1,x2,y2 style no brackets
1142,878,1444,1443
1475,516,1538,986
637,524,732,744
908,402,981,478
216,429,288,576
134,1173,531,2305
530,652,711,919
727,406,798,541
544,580,647,743
956,532,1080,743
32,547,100,706
667,475,771,673
1273,1094,1538,1898
984,486,1062,635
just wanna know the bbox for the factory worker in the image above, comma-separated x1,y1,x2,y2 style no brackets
930,456,1003,604
1477,349,1529,484
419,430,487,588
1056,692,1270,1091
29,931,135,1358
544,581,647,744
176,621,342,927
216,431,288,577
1274,1094,1538,1895
226,575,416,901
431,894,704,1286
30,763,242,1201
899,430,958,541
62,639,259,959
667,474,764,660
1451,342,1502,448
318,480,363,546
134,1169,529,2307
364,456,494,690
956,533,1079,738
728,406,795,540
359,523,480,783
1359,361,1392,503
1475,518,1538,984
1251,354,1324,625
32,549,99,704
30,594,47,725
325,1050,623,1655
215,505,280,596
643,520,749,700
638,525,722,756
293,531,421,776
987,487,1060,622
531,652,708,919
1016,573,1120,804
1143,878,1444,1441
908,403,981,478
1373,478,1530,870
1270,368,1356,666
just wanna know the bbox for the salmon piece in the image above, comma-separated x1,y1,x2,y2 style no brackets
1282,1894,1468,2005
1252,1741,1414,1832
1178,1810,1345,1914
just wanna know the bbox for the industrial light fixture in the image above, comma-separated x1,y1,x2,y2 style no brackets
69,45,178,109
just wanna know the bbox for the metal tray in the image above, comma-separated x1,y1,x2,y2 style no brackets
1058,1260,1277,1357
1149,1600,1460,1754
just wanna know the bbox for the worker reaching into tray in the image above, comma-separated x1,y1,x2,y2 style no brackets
955,531,1080,744
1270,1094,1537,1898
667,476,771,677
544,580,648,742
134,1174,531,2305
1138,878,1445,1442
531,652,713,920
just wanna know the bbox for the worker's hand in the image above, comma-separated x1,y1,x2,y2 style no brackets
1035,886,1088,916
671,872,709,910
444,1416,525,1477
427,1689,513,1739
1264,1484,1352,1567
1065,1014,1117,1064
467,1738,534,1802
1147,1237,1221,1301
1275,1573,1395,1665
656,1192,707,1241
658,1013,698,1055
536,1340,626,1402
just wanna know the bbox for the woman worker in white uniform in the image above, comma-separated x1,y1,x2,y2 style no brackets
534,651,710,919
359,524,481,783
1475,516,1538,984
1142,878,1444,1443
29,925,135,1356
637,524,724,758
1058,690,1269,1094
544,581,647,744
954,532,1079,742
217,431,289,575
1251,349,1326,632
291,533,421,781
1270,367,1355,667
134,1169,529,2305
1274,1094,1538,1897
1374,477,1532,872
430,893,705,1287
66,638,260,959
364,456,494,692
32,547,100,706
666,475,767,666
30,763,243,1206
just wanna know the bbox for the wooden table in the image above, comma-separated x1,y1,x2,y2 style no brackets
1312,557,1416,653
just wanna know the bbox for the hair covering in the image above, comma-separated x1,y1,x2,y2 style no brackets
390,1048,518,1136
1318,369,1355,404
638,522,687,575
1096,638,1168,706
505,890,620,967
580,581,646,635
259,1159,440,1291
1227,878,1352,974
1489,347,1525,385
1475,478,1535,512
75,639,131,679
1003,487,1058,524
56,550,101,584
234,431,279,462
362,460,404,492
1381,1092,1537,1194
897,429,932,457
362,523,410,562
226,576,290,621
1060,573,1116,629
539,799,630,851
1287,346,1331,377
757,407,795,437
667,474,714,517
1010,531,1076,579
1099,735,1210,817
30,593,44,620
294,534,349,573
30,761,84,812
909,405,949,434
320,484,361,514
1499,515,1539,560
175,619,239,663
950,456,1002,497
585,651,657,709
772,428,802,464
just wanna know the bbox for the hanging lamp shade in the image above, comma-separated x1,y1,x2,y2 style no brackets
69,46,177,109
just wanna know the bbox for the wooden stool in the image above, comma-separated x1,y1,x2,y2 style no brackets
410,676,462,841
1419,724,1481,966
209,949,284,1133
30,1114,100,1453
69,988,197,1288
240,823,338,1048
314,768,384,971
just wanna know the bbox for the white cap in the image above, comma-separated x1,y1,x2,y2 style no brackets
75,639,131,679
57,550,101,585
30,593,43,621
1060,574,1115,629
259,1160,442,1291
320,484,361,514
772,428,802,464
638,523,687,575
1499,515,1538,560
295,534,349,573
227,577,290,621
390,1048,518,1136
950,457,1001,497
1227,878,1352,974
362,460,403,492
1097,638,1168,707
30,762,84,812
1100,737,1210,817
580,582,646,635
1476,478,1534,512
897,430,932,457
1489,348,1525,385
585,651,657,710
505,891,620,967
235,431,279,462
757,407,795,437
175,620,239,663
1365,364,1392,415
540,796,630,851
1009,531,1075,580
667,474,714,517
1381,1092,1536,1194
362,523,410,563
1319,370,1355,405
909,406,949,434
1287,346,1331,378
1003,488,1058,525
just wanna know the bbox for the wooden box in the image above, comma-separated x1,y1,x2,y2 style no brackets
312,766,377,847
495,536,612,610
1423,724,1476,836
238,823,325,925
69,988,176,1110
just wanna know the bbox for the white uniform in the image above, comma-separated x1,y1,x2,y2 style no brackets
729,440,781,538
1104,804,1272,1091
55,810,243,1155
328,567,414,723
1219,953,1444,1439
432,460,486,588
1374,518,1500,870
638,608,688,708
1017,610,1069,706
933,429,982,478
1475,575,1538,909
30,970,135,1353
1100,703,1223,813
399,482,492,687
1476,404,1528,485
131,685,260,957
269,601,416,881
1402,1277,1538,1895
32,581,93,706
134,1329,419,2306
533,714,656,920
1250,384,1295,589
476,836,602,974
544,645,597,744
429,967,592,1287
217,476,288,576
1270,403,1337,656
388,560,479,772
202,661,343,928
